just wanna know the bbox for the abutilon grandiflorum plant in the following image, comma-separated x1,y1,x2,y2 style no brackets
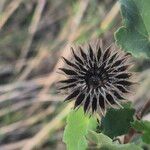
58,39,134,115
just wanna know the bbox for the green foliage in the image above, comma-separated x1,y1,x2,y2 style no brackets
87,131,142,150
132,120,150,144
63,108,97,150
115,0,150,58
87,130,112,147
101,104,135,138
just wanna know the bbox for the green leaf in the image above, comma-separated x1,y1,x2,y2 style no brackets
101,105,135,138
87,130,112,147
87,131,142,150
63,108,97,150
78,137,87,150
132,120,150,144
115,0,150,58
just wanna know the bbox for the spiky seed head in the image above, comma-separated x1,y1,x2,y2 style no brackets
58,40,134,115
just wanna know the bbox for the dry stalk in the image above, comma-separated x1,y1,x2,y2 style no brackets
22,103,73,150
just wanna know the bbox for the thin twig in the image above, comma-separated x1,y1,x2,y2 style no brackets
138,99,150,119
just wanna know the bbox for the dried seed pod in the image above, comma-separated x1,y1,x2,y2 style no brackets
58,40,134,115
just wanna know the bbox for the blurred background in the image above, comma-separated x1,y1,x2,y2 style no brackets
0,0,149,149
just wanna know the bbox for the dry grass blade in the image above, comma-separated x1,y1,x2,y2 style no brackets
0,75,48,93
22,103,73,150
0,101,32,117
100,1,120,31
0,0,23,30
0,106,55,135
0,0,149,149
0,139,29,150
18,47,49,81
39,0,90,96
0,0,6,13
16,0,46,72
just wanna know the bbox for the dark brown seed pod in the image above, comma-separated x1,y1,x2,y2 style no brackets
58,40,134,115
